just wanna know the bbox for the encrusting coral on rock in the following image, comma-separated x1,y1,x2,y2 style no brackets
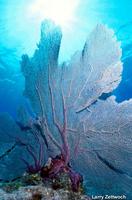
0,185,91,200
0,167,91,200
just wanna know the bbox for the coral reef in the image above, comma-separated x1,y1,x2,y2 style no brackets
0,171,90,200
0,185,91,200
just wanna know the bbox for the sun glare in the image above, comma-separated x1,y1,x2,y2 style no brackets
27,0,79,27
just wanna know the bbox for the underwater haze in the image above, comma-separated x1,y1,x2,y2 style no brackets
0,0,132,200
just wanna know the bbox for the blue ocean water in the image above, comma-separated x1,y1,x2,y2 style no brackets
0,0,132,199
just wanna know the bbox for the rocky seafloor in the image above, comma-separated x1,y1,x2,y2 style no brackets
0,173,91,200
